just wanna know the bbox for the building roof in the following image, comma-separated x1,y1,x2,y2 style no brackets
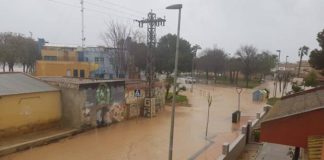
0,73,59,96
39,77,124,85
263,86,324,122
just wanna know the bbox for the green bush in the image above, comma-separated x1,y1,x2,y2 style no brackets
267,97,279,106
292,84,303,93
167,93,189,105
304,71,318,87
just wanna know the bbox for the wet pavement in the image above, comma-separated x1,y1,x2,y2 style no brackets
1,83,269,160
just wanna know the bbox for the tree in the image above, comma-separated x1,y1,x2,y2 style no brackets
20,37,40,73
155,34,193,99
297,45,309,77
255,51,277,80
101,21,131,78
197,48,227,83
126,39,147,71
155,34,193,74
0,32,40,73
236,45,258,87
304,71,318,87
309,29,324,73
227,57,242,84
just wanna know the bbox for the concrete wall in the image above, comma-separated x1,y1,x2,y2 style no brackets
218,106,270,160
219,135,247,160
35,60,98,78
0,91,62,138
59,88,83,128
125,81,166,118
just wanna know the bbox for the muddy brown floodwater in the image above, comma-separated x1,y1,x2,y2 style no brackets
1,83,270,160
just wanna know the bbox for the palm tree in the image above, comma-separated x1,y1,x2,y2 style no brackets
297,46,309,77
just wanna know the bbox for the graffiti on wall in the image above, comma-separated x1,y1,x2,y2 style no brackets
82,83,126,127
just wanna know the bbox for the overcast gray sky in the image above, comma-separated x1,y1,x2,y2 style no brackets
1,0,323,62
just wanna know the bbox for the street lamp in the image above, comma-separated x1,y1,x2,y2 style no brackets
285,56,289,71
166,4,182,160
274,49,281,97
235,86,243,121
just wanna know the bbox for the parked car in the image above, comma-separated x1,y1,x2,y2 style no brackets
185,77,196,84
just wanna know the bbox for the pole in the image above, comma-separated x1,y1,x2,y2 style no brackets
190,55,194,92
169,7,181,160
292,147,300,160
274,50,281,97
205,93,212,139
81,0,85,52
238,92,241,111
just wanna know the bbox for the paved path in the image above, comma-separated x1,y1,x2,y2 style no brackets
256,143,292,160
1,84,267,160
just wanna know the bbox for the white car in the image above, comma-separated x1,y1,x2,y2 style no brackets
185,77,196,84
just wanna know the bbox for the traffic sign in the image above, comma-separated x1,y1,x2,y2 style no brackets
134,89,141,97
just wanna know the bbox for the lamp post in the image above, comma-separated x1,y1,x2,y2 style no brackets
282,55,289,96
190,45,201,92
285,56,289,71
274,50,281,97
236,86,243,121
166,4,182,160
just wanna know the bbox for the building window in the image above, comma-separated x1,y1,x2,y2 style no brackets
95,57,100,63
44,56,57,61
73,69,78,77
95,57,104,63
80,70,85,78
66,69,71,77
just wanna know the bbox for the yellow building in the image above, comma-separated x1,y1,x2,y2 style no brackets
41,45,79,61
0,73,62,138
35,60,99,78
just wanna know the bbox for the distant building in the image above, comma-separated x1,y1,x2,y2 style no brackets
41,44,79,62
79,47,116,79
35,60,98,78
35,44,99,78
278,63,297,72
0,73,62,138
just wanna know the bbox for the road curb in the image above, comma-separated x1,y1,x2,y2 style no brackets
0,129,80,157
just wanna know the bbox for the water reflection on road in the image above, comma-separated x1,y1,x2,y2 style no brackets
1,83,268,160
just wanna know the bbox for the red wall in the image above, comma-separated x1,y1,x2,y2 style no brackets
260,109,324,148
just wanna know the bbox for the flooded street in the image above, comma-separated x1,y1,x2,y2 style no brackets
1,83,268,160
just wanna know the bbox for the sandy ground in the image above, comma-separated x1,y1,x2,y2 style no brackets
1,82,269,160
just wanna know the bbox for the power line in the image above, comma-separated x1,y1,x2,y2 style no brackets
46,0,137,20
84,0,140,19
93,0,145,15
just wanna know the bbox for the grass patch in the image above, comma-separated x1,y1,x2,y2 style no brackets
197,76,261,89
267,97,280,106
166,93,189,106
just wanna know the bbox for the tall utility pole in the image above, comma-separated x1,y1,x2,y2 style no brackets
80,0,85,52
135,11,166,98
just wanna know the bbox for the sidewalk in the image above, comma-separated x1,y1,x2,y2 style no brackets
0,127,79,157
255,143,292,160
189,116,255,160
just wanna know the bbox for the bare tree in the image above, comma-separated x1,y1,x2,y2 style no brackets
101,21,131,78
236,45,258,87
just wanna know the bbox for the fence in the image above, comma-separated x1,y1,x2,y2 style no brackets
218,105,271,160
